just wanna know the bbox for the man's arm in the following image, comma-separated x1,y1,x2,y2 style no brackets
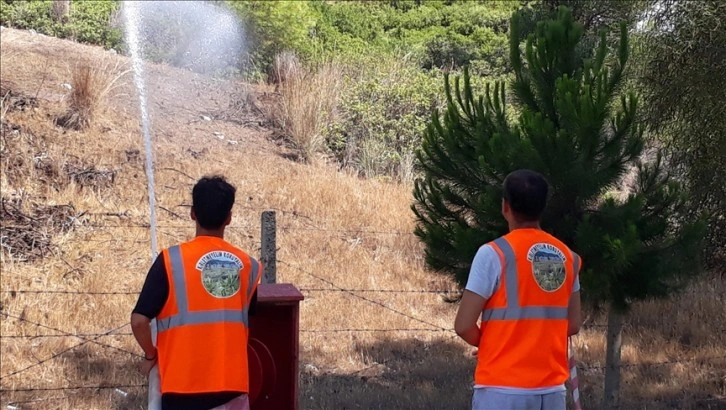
131,313,156,359
567,291,582,336
455,290,487,346
248,259,262,316
568,254,583,336
454,245,501,347
248,288,258,316
131,253,169,359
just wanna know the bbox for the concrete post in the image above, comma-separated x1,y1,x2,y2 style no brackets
260,211,276,284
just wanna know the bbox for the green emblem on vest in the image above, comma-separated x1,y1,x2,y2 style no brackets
527,243,566,292
197,251,243,298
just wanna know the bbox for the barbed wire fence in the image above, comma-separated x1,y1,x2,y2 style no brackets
1,209,724,409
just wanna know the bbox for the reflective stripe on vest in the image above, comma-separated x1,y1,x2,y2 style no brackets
157,245,260,332
481,237,569,321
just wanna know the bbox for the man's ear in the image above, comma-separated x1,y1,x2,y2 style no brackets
224,212,232,226
191,207,197,221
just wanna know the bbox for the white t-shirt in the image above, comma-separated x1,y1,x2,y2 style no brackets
466,244,580,394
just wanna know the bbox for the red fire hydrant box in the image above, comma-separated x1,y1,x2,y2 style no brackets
248,283,304,410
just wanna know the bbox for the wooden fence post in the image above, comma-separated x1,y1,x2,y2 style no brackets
260,210,277,284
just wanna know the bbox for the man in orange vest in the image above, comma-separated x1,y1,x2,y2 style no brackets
455,169,582,410
131,175,262,410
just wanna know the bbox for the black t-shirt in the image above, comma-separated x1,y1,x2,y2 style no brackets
133,253,257,410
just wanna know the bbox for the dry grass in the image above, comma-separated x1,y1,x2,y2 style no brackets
268,53,343,163
56,59,129,131
0,28,724,410
1,89,12,123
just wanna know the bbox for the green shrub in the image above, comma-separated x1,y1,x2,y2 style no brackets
0,0,122,50
1,1,58,33
67,1,121,49
225,0,520,80
224,0,322,78
326,56,445,181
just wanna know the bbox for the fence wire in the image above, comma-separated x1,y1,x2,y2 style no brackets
0,313,136,381
1,218,723,406
278,259,453,333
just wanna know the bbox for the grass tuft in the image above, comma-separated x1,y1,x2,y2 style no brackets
268,53,342,163
56,59,128,130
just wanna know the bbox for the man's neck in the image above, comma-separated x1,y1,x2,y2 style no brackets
195,227,225,239
508,220,541,231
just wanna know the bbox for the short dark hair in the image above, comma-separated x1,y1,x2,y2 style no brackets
502,169,549,221
192,175,236,229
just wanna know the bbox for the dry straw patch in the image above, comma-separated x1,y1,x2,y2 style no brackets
56,59,130,130
268,52,343,163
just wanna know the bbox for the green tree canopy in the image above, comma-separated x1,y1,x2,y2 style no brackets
412,6,704,310
412,6,706,408
635,0,726,267
412,7,706,407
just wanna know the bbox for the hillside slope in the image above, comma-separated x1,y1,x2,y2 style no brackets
1,27,724,410
0,27,467,409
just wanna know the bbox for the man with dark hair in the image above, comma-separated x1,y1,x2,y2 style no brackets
455,169,582,410
131,175,262,410
501,169,549,221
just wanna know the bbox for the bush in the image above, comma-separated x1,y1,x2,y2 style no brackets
224,1,321,79
326,56,445,181
67,1,122,49
394,1,516,74
266,51,495,182
225,1,520,80
0,0,123,49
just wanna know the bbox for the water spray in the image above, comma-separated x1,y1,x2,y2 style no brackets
122,0,159,259
121,2,161,409
120,2,246,408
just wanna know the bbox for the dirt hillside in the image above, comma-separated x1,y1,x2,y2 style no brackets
0,27,466,409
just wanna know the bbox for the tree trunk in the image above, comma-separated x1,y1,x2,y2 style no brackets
602,305,625,410
52,0,71,23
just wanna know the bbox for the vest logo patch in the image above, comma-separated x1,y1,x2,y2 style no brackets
526,243,566,292
196,251,243,298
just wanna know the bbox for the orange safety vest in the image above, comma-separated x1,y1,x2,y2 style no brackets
475,229,580,388
156,236,262,394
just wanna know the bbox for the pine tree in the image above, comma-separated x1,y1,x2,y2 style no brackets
412,7,706,408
